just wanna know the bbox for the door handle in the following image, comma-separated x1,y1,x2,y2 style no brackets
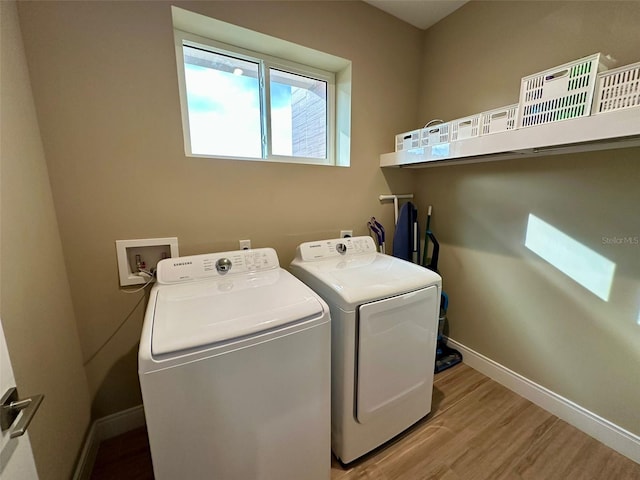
1,387,44,439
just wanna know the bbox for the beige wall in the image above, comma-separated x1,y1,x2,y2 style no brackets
0,1,91,478
17,1,421,418
415,1,640,435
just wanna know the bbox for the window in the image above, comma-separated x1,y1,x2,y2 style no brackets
269,69,327,159
180,41,332,162
172,7,351,166
183,47,262,158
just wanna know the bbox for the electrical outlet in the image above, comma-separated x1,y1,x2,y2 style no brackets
239,239,251,250
340,230,353,238
115,237,179,286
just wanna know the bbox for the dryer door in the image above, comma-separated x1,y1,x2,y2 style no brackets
356,286,439,424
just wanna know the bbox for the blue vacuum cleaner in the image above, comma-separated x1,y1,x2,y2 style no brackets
423,220,462,373
434,291,462,373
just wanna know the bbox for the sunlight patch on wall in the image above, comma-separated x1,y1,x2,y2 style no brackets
525,214,616,301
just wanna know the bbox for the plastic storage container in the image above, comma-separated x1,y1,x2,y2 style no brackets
450,114,480,141
518,53,604,128
480,104,519,135
420,123,450,147
395,129,421,152
592,61,640,114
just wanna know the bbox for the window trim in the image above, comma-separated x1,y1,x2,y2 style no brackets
172,6,351,167
174,29,336,166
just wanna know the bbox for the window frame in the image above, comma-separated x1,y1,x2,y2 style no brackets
175,30,336,166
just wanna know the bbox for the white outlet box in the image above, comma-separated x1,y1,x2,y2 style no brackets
115,237,179,286
340,230,353,238
239,239,251,250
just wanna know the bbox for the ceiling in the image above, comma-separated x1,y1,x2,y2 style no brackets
363,0,469,30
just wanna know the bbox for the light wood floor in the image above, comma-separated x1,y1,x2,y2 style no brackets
90,363,640,479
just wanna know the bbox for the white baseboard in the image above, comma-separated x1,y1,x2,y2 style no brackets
447,337,640,465
72,405,146,480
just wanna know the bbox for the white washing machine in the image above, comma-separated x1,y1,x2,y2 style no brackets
139,248,331,480
290,236,441,464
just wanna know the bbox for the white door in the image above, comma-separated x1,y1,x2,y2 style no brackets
356,286,439,424
0,319,39,479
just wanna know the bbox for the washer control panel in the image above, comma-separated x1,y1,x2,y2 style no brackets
156,248,279,284
296,236,377,262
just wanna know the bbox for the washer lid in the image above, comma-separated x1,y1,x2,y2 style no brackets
151,269,324,356
291,253,441,309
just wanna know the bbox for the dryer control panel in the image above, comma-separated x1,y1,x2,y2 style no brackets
296,236,377,262
156,248,280,284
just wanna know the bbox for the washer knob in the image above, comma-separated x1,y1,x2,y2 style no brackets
336,243,347,254
216,258,232,274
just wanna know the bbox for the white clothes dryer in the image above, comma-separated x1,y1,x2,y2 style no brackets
290,236,441,464
139,248,331,480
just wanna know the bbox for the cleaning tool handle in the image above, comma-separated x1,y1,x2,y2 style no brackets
426,231,440,272
422,206,433,267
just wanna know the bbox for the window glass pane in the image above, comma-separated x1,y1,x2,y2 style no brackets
270,69,327,159
183,46,262,158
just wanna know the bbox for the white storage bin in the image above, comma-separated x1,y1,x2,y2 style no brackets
420,123,450,147
518,53,604,128
395,129,421,152
480,104,519,135
450,114,480,141
592,61,640,114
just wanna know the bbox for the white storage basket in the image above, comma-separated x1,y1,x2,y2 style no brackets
518,53,604,128
450,114,480,141
480,104,519,135
395,129,421,152
592,61,640,114
420,123,450,147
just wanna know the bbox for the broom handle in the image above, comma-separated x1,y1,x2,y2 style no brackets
422,205,432,267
